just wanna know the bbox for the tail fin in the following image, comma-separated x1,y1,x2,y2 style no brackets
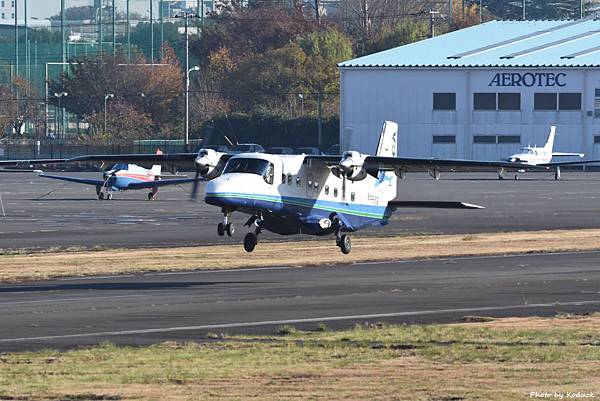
150,148,162,176
375,121,398,201
543,126,556,152
376,121,398,157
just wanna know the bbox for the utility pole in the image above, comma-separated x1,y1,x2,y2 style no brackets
581,0,584,18
104,93,114,134
14,0,18,79
314,0,320,23
150,0,154,62
448,0,452,26
317,92,322,149
24,0,28,83
159,0,163,59
177,12,199,151
479,0,482,23
112,0,116,56
99,0,103,53
523,0,526,20
429,10,439,38
126,0,130,61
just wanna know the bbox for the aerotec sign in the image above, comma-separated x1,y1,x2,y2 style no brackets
489,72,567,87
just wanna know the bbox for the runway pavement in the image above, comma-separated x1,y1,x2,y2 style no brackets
1,250,600,351
2,171,600,251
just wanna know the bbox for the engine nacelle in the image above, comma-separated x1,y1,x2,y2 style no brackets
195,149,223,178
339,151,368,181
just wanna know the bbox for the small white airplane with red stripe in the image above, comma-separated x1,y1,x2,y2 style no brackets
36,149,197,200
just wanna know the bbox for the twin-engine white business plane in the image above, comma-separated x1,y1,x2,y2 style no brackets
2,121,560,254
499,126,584,180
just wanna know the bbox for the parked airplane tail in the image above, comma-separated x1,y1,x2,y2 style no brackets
543,126,556,152
375,121,398,200
150,148,163,176
376,121,398,157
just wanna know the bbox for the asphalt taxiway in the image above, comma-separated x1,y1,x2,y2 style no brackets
2,171,600,250
1,250,599,351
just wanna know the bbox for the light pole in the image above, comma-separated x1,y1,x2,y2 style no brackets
298,93,304,115
186,66,200,151
104,93,114,134
53,92,68,140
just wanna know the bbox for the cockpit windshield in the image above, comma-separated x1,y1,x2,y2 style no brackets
223,158,274,184
519,148,535,155
111,163,129,171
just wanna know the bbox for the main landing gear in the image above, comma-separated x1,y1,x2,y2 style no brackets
147,192,155,201
331,215,351,254
217,210,235,237
243,215,263,252
98,191,112,200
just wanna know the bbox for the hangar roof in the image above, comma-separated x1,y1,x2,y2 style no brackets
339,18,600,68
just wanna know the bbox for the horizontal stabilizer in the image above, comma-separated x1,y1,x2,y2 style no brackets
388,200,484,209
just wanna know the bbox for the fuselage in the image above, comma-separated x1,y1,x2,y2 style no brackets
505,147,552,166
106,163,158,191
205,153,397,235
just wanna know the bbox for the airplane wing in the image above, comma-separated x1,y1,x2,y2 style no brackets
304,155,548,173
0,158,68,166
68,153,199,169
124,177,200,190
388,200,484,209
38,173,105,186
540,159,600,167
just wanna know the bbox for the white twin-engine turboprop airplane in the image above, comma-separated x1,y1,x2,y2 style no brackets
0,121,569,254
499,126,584,180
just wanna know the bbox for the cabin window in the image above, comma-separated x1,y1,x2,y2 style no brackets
314,182,319,189
282,174,286,183
333,188,338,198
308,180,313,187
351,192,355,202
296,176,301,188
287,174,292,185
325,185,329,195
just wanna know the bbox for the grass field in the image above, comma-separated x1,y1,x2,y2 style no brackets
3,228,600,282
1,314,599,401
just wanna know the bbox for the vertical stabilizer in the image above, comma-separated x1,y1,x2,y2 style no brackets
375,121,398,201
376,121,398,157
543,126,556,152
150,148,163,176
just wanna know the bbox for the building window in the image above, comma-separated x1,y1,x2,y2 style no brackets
433,135,456,144
473,135,496,144
11,1,14,6
473,93,496,110
433,93,456,110
1,2,4,7
498,93,520,110
559,93,582,110
11,12,13,18
1,13,4,19
497,135,521,144
595,89,600,117
594,135,600,144
534,93,557,110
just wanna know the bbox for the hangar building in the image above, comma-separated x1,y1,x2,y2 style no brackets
338,18,600,161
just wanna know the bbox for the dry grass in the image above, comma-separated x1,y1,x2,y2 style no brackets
3,228,600,282
1,314,600,400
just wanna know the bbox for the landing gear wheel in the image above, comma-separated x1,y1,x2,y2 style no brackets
244,232,257,252
498,175,504,180
225,223,234,236
106,193,113,200
217,222,225,237
514,174,519,181
147,192,154,201
98,192,104,200
338,234,351,255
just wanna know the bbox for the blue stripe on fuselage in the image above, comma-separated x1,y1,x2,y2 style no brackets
205,191,392,231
